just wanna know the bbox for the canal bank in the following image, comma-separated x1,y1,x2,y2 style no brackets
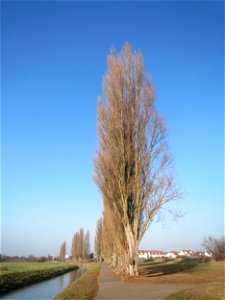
53,263,100,300
0,267,86,300
0,265,78,294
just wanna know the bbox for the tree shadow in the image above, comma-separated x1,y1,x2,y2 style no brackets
139,258,209,277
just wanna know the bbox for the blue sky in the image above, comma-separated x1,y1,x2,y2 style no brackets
2,1,224,256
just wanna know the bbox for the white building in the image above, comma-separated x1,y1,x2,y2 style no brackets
164,251,178,259
138,249,212,260
138,250,166,260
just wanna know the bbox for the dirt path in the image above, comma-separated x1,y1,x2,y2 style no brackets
94,263,194,300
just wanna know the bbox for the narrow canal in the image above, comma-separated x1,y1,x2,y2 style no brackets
0,267,87,300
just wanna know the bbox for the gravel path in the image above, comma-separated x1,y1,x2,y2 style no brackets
95,263,194,300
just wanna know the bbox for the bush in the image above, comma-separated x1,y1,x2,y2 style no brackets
202,236,225,261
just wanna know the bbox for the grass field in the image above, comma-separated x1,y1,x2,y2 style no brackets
0,261,75,275
137,258,224,300
0,261,78,294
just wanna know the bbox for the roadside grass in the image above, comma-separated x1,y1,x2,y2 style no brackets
136,258,224,300
53,262,100,300
0,261,76,275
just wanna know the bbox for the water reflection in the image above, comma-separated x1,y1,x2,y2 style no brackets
59,273,65,287
70,267,87,283
0,267,86,300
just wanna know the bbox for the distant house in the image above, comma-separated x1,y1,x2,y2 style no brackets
149,250,166,259
194,251,212,257
177,250,193,257
138,250,166,260
203,252,212,257
164,251,178,259
138,250,149,260
138,249,212,260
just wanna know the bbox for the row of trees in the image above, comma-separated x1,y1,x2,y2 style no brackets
0,255,56,262
71,228,90,261
94,44,179,276
58,229,90,262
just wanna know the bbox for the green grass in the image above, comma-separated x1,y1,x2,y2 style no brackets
0,261,75,275
53,262,100,300
138,259,224,300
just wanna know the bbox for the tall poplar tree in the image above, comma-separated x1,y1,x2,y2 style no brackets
94,43,179,276
83,230,90,260
59,241,66,262
95,218,103,262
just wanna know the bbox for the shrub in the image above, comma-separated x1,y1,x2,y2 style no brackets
202,236,225,261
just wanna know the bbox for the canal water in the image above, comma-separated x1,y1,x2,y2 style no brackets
0,267,87,300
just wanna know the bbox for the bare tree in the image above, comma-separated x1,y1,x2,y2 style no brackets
94,43,179,276
78,228,84,261
202,236,225,261
102,199,127,270
71,233,78,261
75,232,80,261
83,230,90,260
95,218,103,262
71,228,90,261
59,241,66,262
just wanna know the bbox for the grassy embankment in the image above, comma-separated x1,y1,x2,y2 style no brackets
137,258,224,300
0,261,78,294
53,262,100,300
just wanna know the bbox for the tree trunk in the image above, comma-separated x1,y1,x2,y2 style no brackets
125,226,139,276
134,253,139,276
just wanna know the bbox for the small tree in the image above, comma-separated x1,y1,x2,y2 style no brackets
202,236,225,261
59,241,66,261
